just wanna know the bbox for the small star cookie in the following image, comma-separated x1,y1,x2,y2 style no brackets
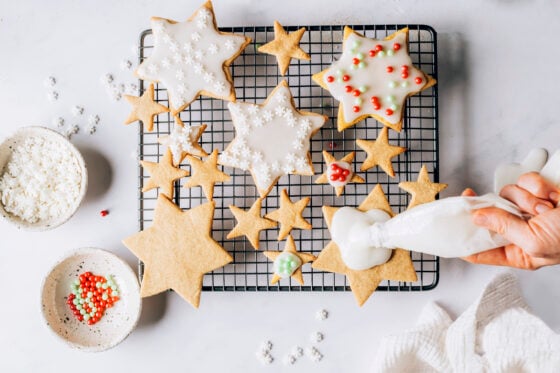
157,116,208,166
263,235,316,285
183,149,230,201
315,151,365,196
258,21,310,76
122,195,232,308
399,165,448,209
313,27,436,132
124,83,169,132
265,189,312,241
135,1,251,113
312,184,418,306
356,127,406,177
140,149,189,198
227,198,277,250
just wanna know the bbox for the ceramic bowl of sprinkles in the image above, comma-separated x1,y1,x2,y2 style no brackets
0,126,88,231
41,248,141,352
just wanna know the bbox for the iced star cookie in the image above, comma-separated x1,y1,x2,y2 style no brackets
135,1,251,113
140,149,189,198
124,83,169,132
315,151,365,197
313,27,436,132
264,189,312,241
219,80,327,197
157,116,208,166
263,235,316,285
356,127,406,177
257,21,310,76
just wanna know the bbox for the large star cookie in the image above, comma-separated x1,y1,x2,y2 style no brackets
257,21,310,76
122,195,232,308
157,116,207,166
227,198,277,250
135,1,251,113
263,235,316,285
315,150,365,196
313,27,436,132
219,80,327,197
399,165,447,209
312,184,418,306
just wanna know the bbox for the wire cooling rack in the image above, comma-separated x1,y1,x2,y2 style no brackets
137,24,439,292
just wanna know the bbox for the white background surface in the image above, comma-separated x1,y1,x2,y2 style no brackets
1,0,560,372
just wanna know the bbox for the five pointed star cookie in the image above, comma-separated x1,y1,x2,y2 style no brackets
265,189,312,241
124,83,169,132
135,1,251,113
227,198,277,250
158,116,208,166
312,184,418,306
313,27,436,132
140,149,189,198
122,195,232,308
399,165,448,209
219,80,327,197
183,149,230,201
356,127,407,177
263,235,316,285
258,21,311,76
315,151,365,196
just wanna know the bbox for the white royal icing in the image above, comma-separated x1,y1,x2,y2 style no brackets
220,84,326,192
273,252,302,279
322,30,428,126
158,124,205,164
136,5,247,110
327,161,352,188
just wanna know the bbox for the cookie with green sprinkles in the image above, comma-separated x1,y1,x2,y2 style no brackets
262,235,316,285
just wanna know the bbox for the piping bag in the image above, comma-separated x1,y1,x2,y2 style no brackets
332,150,560,269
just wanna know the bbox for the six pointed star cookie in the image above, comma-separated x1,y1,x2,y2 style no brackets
135,1,251,113
356,127,407,177
399,165,448,209
227,198,277,250
140,149,189,198
265,189,312,241
315,151,365,196
124,83,169,132
122,195,232,308
219,80,327,197
183,149,230,201
158,116,208,166
313,27,436,132
312,184,418,306
258,21,311,76
263,235,316,285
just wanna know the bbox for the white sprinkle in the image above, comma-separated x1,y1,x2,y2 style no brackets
311,331,324,343
52,117,65,128
87,125,97,135
101,73,114,85
47,91,59,102
87,115,100,126
44,76,56,87
261,340,273,352
126,83,138,95
71,106,84,117
307,346,323,362
283,354,297,365
292,346,304,357
71,125,80,134
316,309,329,321
120,59,133,70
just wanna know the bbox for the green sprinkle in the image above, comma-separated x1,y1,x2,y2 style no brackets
387,50,394,56
92,307,97,313
358,62,366,69
73,279,80,286
336,69,343,76
90,312,95,317
102,284,108,290
352,40,360,48
390,104,398,110
388,81,397,88
84,314,90,321
386,95,395,102
350,48,357,54
79,299,85,304
378,51,385,57
72,299,79,305
72,289,78,296
87,292,93,298
350,64,357,70
401,81,409,88
80,309,86,316
356,52,364,60
102,293,108,301
359,85,367,93
337,77,343,83
96,282,101,288
111,286,117,292
355,98,363,105
76,304,83,311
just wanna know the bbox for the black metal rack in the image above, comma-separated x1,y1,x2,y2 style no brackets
137,24,440,292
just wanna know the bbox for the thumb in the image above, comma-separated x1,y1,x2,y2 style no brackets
472,207,533,248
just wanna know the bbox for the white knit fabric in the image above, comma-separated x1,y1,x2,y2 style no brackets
372,273,560,372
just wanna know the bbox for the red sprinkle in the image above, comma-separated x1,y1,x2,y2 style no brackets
326,75,335,83
393,43,401,51
352,89,361,97
370,96,379,103
345,85,353,93
401,72,409,79
352,57,360,65
375,44,383,52
368,50,377,57
415,77,423,84
386,108,394,116
100,210,109,217
386,66,394,73
328,141,337,149
401,65,409,71
352,105,360,113
342,75,350,82
373,104,381,110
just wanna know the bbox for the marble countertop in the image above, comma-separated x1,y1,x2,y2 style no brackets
1,0,559,371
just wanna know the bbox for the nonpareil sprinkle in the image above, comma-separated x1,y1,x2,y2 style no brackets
66,272,120,325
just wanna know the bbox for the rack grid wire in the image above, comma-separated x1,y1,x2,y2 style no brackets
137,24,440,292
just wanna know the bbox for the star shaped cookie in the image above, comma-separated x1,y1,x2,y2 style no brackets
140,149,189,198
124,83,169,132
183,149,230,201
315,151,365,196
158,116,208,166
356,127,406,177
313,27,436,132
312,184,418,306
263,235,316,285
122,195,232,308
135,1,251,113
219,80,327,197
258,21,310,76
399,165,447,209
265,189,312,241
227,198,277,250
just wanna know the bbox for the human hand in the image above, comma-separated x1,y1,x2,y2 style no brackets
462,172,560,270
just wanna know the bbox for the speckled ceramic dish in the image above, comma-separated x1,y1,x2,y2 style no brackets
0,126,88,231
41,248,141,352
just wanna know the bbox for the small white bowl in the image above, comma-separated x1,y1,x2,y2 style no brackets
41,248,142,352
0,126,88,231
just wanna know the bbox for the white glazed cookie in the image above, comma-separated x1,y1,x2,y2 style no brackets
313,27,435,132
219,80,327,197
135,1,251,113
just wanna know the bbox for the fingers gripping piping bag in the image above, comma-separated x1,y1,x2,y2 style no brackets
332,149,560,269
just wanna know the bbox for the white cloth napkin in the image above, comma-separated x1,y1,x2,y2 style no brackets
372,273,560,372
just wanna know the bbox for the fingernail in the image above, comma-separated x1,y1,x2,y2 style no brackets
473,213,487,225
536,203,552,214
